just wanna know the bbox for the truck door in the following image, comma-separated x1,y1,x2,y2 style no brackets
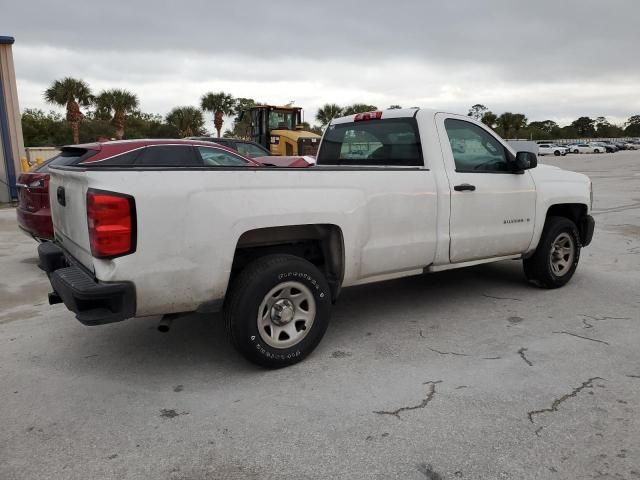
435,114,536,263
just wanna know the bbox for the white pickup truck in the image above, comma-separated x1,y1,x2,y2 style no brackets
39,108,594,367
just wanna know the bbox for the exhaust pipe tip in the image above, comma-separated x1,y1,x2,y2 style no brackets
157,313,180,333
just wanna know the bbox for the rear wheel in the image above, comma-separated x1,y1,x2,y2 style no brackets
523,216,581,288
224,254,332,368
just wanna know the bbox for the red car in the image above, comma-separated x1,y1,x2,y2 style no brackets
16,139,260,241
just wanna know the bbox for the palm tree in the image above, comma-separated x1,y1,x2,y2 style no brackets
342,104,378,116
315,104,343,127
95,89,139,140
201,91,235,137
44,77,92,144
166,106,206,137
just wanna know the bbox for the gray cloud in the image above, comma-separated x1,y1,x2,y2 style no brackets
3,0,639,126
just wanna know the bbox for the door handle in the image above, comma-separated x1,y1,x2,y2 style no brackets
454,183,476,192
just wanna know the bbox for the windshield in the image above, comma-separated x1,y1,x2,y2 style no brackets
269,110,296,130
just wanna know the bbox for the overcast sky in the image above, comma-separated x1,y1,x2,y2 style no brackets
2,0,639,130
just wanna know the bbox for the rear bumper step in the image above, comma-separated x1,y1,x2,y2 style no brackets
38,242,135,326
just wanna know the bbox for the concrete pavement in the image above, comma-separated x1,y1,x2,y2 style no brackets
1,151,639,479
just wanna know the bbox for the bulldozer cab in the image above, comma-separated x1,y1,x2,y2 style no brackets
248,105,320,156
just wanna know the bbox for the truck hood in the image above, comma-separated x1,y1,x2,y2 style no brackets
533,163,590,184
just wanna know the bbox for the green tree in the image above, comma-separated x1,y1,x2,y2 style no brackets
342,104,378,115
528,120,558,135
594,116,623,138
227,97,257,139
315,103,343,126
467,104,488,121
43,77,93,144
558,125,579,138
388,105,402,110
21,109,68,146
117,111,178,139
525,120,560,140
95,89,139,139
570,117,596,137
201,91,235,137
301,122,323,135
481,111,498,129
624,115,640,136
166,106,206,137
494,112,527,138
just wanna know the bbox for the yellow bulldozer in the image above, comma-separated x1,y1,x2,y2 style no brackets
247,105,321,156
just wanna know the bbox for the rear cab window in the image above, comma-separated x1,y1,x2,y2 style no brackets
317,117,423,167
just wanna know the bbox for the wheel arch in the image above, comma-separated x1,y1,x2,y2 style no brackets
230,224,345,301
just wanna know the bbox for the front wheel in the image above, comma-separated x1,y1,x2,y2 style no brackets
224,254,332,368
523,216,581,288
554,150,561,156
573,149,580,154
594,149,600,153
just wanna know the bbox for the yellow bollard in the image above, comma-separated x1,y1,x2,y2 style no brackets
20,157,30,172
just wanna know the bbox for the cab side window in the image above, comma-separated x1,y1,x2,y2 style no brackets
444,119,511,172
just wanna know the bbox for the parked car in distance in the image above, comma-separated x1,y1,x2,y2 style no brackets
186,137,272,158
623,142,637,150
592,142,618,153
567,143,604,154
16,139,259,241
537,143,568,156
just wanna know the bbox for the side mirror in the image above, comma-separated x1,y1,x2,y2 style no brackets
514,151,537,171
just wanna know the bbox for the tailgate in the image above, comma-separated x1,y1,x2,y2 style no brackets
48,167,94,270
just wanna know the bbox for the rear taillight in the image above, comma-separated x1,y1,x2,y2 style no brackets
353,111,383,122
87,189,136,258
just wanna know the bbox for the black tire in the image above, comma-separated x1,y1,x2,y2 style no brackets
523,216,581,289
573,149,580,154
554,150,561,156
224,254,332,368
594,149,600,153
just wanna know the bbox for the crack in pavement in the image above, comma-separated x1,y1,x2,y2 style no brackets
517,347,533,366
592,201,640,215
374,381,442,419
426,346,470,357
581,314,630,329
482,293,522,301
627,375,640,379
552,331,610,345
527,377,604,423
581,314,631,322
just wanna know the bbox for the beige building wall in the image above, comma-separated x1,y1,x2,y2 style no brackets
0,36,25,203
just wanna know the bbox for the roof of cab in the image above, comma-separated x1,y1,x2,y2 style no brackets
329,107,446,125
